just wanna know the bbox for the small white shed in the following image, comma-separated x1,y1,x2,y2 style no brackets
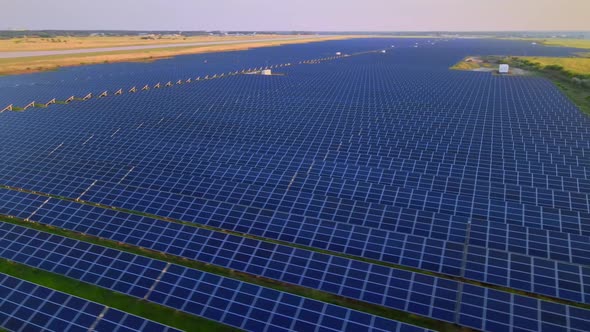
499,64,510,74
261,69,272,76
335,52,342,56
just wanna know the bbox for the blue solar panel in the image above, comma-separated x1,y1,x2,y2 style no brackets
3,188,590,331
0,221,429,332
1,38,590,331
0,202,463,322
41,181,590,302
1,186,589,306
0,273,179,332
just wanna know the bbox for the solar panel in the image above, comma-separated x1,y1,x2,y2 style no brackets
1,38,590,331
0,273,179,332
3,196,590,331
44,183,590,302
0,215,461,323
2,186,589,305
0,221,430,332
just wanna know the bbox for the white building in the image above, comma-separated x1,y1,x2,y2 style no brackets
499,64,510,74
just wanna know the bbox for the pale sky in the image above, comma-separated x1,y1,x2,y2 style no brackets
2,0,589,31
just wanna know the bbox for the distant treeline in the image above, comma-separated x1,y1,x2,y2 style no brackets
330,31,590,39
1,30,588,40
0,30,315,39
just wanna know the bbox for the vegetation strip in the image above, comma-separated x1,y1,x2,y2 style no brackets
0,258,238,332
0,215,460,332
2,184,590,313
498,38,590,50
0,35,328,52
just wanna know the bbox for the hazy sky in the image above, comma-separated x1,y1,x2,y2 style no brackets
2,0,589,31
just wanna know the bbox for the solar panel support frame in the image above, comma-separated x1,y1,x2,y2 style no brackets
23,101,35,110
45,98,56,107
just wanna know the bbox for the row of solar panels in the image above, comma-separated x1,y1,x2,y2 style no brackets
0,79,587,302
0,221,430,332
1,72,587,172
1,110,588,245
3,152,589,233
2,101,588,174
4,120,589,186
1,186,589,330
3,156,589,266
1,122,588,230
1,206,589,332
3,150,588,264
4,143,584,262
0,273,180,332
2,149,590,298
1,39,589,331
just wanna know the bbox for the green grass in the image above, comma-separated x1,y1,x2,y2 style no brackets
2,179,590,331
450,58,481,70
498,37,590,50
0,259,237,332
516,56,590,77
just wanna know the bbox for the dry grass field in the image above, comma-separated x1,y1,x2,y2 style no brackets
537,39,590,50
0,34,296,52
500,38,590,50
0,36,358,76
517,56,590,75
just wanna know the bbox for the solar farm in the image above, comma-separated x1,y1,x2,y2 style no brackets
0,38,589,332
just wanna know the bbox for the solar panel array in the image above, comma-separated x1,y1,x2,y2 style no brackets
0,222,429,332
2,193,590,331
1,38,589,331
0,273,180,332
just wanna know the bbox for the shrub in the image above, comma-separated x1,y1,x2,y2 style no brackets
545,64,564,71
